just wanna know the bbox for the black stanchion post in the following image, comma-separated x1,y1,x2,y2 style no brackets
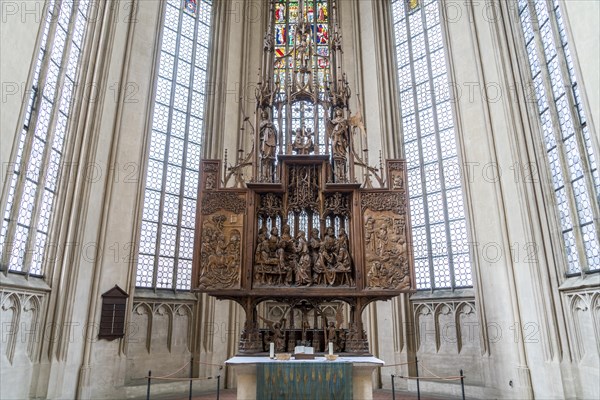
216,374,221,400
189,357,193,400
460,369,465,400
415,357,421,400
146,370,151,400
391,374,396,400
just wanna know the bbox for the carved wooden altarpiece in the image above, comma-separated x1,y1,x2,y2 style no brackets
192,0,415,355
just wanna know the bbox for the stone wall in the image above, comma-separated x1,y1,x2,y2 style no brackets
0,1,598,399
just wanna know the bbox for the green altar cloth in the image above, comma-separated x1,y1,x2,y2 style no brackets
257,362,353,400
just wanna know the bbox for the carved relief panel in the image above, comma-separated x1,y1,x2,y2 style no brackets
196,189,246,290
252,161,357,289
361,161,413,291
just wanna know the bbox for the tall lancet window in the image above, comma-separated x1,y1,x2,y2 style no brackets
516,0,600,274
271,0,332,157
135,0,213,290
259,0,349,236
391,0,472,290
0,0,92,275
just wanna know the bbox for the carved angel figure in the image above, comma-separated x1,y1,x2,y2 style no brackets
259,314,287,352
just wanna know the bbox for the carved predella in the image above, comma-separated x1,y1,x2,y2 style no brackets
192,0,415,355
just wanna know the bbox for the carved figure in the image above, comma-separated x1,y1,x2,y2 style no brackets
326,321,337,343
392,173,404,189
292,126,315,155
260,315,287,352
205,173,216,189
363,209,410,290
375,223,388,256
259,110,277,159
308,227,321,267
264,32,274,51
301,316,311,343
296,39,311,71
335,228,354,286
279,224,295,285
294,230,312,286
255,235,271,264
330,108,349,160
198,214,242,289
367,261,385,287
337,227,349,251
322,227,337,286
313,245,328,285
268,226,280,253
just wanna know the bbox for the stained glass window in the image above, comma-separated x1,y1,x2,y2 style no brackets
0,0,91,275
517,0,599,274
135,0,213,290
273,0,329,154
391,0,472,290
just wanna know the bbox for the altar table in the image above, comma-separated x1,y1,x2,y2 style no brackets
226,356,384,400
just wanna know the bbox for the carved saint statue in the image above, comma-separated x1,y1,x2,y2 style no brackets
330,108,349,160
335,227,353,286
279,224,294,285
296,38,311,71
295,230,312,286
259,110,277,159
326,321,337,343
322,227,337,286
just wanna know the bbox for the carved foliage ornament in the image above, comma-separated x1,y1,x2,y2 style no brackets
287,165,319,212
258,193,284,217
324,193,351,217
201,192,246,215
203,163,219,172
361,192,405,214
388,161,405,172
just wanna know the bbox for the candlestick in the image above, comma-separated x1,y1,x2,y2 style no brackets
328,342,333,355
269,342,275,359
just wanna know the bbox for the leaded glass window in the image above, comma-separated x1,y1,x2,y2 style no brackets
391,0,472,290
516,0,600,274
273,0,329,154
135,0,213,290
0,0,91,275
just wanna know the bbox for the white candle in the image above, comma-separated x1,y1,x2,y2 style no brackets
269,342,275,358
328,342,333,355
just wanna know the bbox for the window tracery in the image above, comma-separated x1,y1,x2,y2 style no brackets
516,0,599,274
0,0,92,276
135,0,213,290
391,0,472,290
